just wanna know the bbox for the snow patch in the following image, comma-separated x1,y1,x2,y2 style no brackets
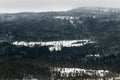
50,67,109,77
13,39,95,52
86,54,100,58
54,16,79,20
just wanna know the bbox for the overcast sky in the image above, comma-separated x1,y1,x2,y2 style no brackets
0,0,120,13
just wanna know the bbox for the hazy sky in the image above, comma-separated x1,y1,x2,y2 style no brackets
0,0,120,13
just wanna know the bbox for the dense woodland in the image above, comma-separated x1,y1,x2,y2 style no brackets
0,7,120,79
0,8,120,42
0,41,120,79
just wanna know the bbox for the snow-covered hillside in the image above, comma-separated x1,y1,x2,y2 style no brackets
12,39,94,51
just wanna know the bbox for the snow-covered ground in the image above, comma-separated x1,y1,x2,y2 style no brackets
50,67,120,80
50,67,109,78
12,39,94,51
86,54,100,58
54,16,82,27
54,16,79,20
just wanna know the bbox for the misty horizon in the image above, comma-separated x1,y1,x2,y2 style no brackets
1,0,120,13
1,6,120,13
